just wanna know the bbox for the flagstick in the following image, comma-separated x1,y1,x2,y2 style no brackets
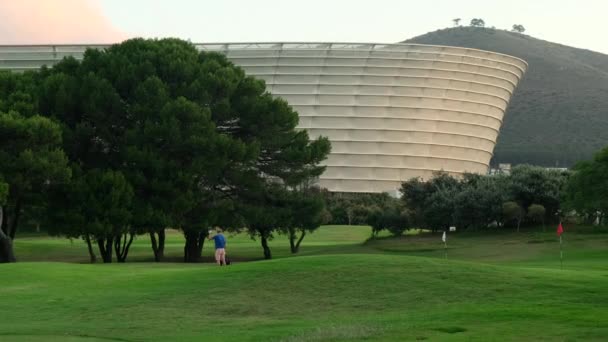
559,235,563,270
443,241,447,260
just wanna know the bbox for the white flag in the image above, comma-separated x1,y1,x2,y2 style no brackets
442,231,446,243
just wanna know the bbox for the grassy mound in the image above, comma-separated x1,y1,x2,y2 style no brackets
5,226,608,340
2,252,608,341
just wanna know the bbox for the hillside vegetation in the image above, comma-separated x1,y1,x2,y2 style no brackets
405,27,608,167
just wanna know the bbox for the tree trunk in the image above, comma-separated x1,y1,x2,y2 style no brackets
0,205,6,234
184,230,205,263
85,234,97,263
295,231,306,252
97,237,114,263
8,199,22,240
261,236,272,260
0,233,16,263
517,216,522,233
197,231,206,256
289,229,296,253
0,207,16,263
542,218,546,233
114,232,134,263
289,229,306,254
150,229,166,262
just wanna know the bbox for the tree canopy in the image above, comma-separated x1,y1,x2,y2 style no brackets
563,147,608,225
512,24,526,33
399,166,569,232
0,109,70,262
470,18,486,27
1,38,331,263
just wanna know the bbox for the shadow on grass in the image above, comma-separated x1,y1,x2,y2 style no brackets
433,326,467,334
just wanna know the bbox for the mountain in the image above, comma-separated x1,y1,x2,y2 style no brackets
404,27,608,167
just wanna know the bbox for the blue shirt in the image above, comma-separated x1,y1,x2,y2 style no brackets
212,234,226,249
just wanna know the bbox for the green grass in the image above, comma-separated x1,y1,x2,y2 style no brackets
3,226,608,341
13,225,385,263
366,228,608,271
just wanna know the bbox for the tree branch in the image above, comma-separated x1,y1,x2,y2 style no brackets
295,230,306,250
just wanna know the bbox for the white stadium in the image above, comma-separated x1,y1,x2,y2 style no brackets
0,42,527,193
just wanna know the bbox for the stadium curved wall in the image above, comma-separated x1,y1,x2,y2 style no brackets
200,43,527,193
0,42,527,193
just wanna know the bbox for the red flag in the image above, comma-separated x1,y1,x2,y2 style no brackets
557,223,564,236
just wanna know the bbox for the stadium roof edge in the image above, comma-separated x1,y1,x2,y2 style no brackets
0,41,528,67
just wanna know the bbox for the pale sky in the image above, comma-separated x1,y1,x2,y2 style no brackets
1,0,607,54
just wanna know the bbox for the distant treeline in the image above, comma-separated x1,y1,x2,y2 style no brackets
326,151,608,235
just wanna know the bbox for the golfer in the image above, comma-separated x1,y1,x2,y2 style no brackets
208,227,227,266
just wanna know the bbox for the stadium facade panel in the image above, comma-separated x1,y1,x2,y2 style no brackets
0,42,527,193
